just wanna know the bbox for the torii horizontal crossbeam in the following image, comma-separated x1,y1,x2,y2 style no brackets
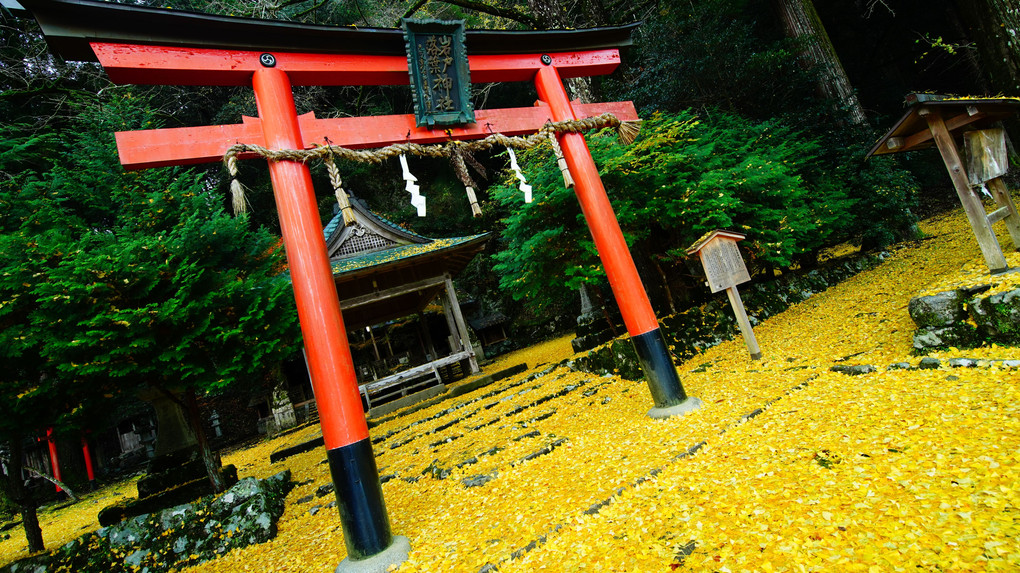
91,43,622,86
115,102,639,170
96,41,636,170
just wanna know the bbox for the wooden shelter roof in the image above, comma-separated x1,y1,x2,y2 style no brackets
323,201,488,330
14,0,638,63
686,229,747,255
866,94,1020,159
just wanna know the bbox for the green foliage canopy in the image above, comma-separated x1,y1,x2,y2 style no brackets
491,110,917,312
0,90,301,442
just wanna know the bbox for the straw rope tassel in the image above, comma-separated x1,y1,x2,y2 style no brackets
465,186,481,217
449,143,482,217
547,133,574,189
225,153,250,216
617,119,643,145
324,155,356,226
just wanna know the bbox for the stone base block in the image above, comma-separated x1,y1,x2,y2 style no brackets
335,536,411,573
648,397,703,420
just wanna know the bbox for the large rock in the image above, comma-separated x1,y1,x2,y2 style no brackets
909,283,1020,353
970,287,1020,342
137,449,207,498
912,324,978,352
98,464,238,526
908,290,967,328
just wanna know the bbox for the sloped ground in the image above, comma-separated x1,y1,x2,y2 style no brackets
3,208,1019,572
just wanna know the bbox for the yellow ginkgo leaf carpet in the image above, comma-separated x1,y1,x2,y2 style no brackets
2,207,1018,573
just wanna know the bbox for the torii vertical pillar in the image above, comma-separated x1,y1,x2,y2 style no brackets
81,435,96,491
46,428,62,493
251,66,410,571
534,60,701,419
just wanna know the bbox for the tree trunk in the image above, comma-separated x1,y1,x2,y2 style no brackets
953,0,1020,152
3,438,44,553
954,0,1020,93
945,3,993,95
652,258,678,316
183,389,226,493
774,0,868,125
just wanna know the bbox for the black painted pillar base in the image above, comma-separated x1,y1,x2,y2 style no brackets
631,328,702,419
327,438,410,572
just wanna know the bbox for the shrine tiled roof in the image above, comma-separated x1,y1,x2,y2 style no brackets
329,234,488,276
322,207,429,246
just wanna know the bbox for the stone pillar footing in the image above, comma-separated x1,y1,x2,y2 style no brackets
648,397,703,419
335,536,411,573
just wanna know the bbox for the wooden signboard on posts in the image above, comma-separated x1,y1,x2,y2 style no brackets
688,230,762,360
694,232,752,293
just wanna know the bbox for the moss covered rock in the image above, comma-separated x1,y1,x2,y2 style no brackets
970,288,1020,342
908,290,967,328
1,471,293,573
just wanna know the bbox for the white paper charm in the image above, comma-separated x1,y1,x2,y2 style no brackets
400,154,426,217
507,147,533,204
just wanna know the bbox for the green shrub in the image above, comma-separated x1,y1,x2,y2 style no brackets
491,110,915,312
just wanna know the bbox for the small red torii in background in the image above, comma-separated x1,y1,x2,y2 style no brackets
21,0,701,570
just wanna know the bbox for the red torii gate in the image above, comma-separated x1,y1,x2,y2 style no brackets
23,1,701,570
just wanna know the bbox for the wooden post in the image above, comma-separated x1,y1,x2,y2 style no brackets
443,275,480,374
439,292,462,353
922,108,1009,272
367,325,381,361
986,177,1020,250
688,230,761,360
725,287,762,360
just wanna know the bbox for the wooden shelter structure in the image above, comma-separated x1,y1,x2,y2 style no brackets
322,201,487,411
867,93,1020,273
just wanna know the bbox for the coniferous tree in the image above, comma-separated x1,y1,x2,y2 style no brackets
491,111,915,313
0,80,300,549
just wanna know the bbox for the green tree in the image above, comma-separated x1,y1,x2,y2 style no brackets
491,110,908,313
0,86,300,549
0,120,100,552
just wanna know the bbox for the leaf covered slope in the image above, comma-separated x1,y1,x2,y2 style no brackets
2,208,1018,572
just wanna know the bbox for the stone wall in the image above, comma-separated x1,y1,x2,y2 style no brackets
910,284,1020,352
574,254,884,378
3,471,293,573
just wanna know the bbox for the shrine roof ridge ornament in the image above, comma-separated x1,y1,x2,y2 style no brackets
16,0,639,63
